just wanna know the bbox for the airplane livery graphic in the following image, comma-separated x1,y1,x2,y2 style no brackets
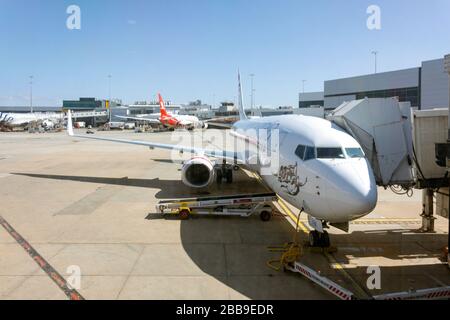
277,162,307,196
0,113,14,123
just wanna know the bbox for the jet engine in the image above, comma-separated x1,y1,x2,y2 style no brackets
181,157,215,188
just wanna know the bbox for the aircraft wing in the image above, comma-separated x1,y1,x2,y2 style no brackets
179,119,193,126
116,116,160,124
203,116,239,129
204,121,233,129
67,111,244,164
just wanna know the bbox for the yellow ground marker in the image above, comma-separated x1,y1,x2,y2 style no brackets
250,172,371,299
275,195,370,298
276,197,310,233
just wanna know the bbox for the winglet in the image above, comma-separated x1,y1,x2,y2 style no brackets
237,70,248,120
67,110,74,136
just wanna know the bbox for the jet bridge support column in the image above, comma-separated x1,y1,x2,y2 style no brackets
421,189,435,232
445,54,450,267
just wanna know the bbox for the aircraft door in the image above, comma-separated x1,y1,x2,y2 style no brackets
262,122,284,175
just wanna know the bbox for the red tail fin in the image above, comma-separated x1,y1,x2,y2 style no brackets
158,93,168,116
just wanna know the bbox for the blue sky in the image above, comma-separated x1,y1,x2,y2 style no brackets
1,0,449,107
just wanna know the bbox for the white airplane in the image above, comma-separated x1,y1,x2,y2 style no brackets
0,111,62,130
66,74,377,247
117,94,207,130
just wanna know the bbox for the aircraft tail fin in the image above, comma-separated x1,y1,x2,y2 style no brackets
158,93,168,117
67,110,74,136
237,71,248,120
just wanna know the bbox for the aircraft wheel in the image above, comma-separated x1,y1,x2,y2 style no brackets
309,231,320,247
319,231,330,248
225,169,233,183
179,209,190,220
216,170,223,184
260,210,272,222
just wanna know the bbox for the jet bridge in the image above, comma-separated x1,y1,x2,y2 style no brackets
328,96,450,241
328,97,415,188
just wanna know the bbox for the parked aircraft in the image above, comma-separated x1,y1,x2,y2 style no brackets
66,74,377,247
0,111,63,131
117,94,207,130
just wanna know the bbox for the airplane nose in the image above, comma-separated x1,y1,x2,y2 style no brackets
323,161,378,222
330,179,377,221
347,182,377,216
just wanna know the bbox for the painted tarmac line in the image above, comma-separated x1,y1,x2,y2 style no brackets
0,215,85,300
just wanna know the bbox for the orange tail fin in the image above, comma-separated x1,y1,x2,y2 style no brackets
158,93,168,116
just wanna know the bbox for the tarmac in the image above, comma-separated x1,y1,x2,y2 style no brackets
0,129,448,300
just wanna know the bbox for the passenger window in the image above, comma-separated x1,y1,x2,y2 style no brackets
304,146,315,161
295,145,306,160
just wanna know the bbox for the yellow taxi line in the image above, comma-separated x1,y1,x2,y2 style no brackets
251,171,370,298
276,197,310,233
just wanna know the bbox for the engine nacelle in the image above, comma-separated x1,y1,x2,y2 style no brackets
181,157,215,188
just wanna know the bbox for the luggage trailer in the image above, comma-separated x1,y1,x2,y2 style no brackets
156,192,278,221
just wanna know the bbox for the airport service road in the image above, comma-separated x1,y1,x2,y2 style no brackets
0,130,448,300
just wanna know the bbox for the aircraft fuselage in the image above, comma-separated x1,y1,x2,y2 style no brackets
232,114,377,223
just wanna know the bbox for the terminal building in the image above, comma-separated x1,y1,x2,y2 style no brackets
127,100,181,115
298,92,324,109
63,98,104,110
299,57,450,111
179,100,214,119
62,98,123,126
110,100,182,122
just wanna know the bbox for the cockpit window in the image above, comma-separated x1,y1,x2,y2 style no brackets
304,146,315,161
295,145,306,159
345,147,365,158
316,147,345,159
295,144,315,161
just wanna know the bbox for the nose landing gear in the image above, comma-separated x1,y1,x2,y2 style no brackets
307,215,331,248
308,230,330,248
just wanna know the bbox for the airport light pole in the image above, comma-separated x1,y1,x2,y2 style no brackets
301,80,306,93
108,74,112,122
29,76,33,113
250,74,255,112
108,74,112,102
372,51,378,74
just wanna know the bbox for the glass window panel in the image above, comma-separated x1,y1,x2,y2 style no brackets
304,146,316,161
295,145,306,160
316,148,345,159
345,148,365,158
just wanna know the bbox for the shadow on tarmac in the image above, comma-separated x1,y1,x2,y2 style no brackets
11,171,450,299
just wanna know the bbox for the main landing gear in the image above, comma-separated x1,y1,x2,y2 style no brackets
216,162,239,184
